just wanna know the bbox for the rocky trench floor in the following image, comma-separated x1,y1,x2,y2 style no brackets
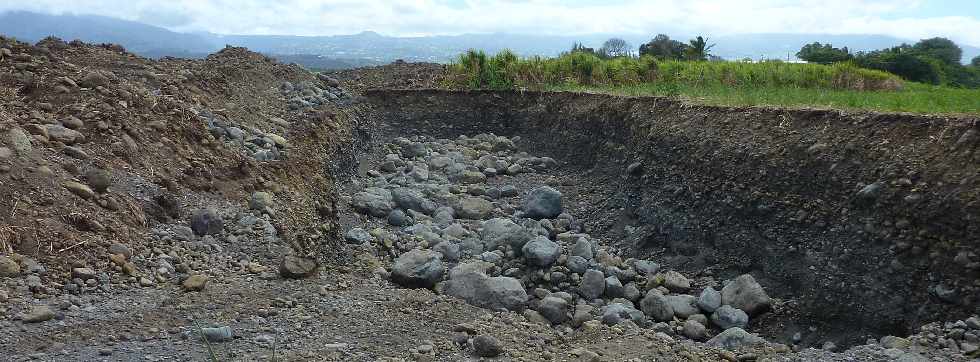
2,130,980,361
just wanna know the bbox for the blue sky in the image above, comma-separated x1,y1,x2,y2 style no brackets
1,0,978,46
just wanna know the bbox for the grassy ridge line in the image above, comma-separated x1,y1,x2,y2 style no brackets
446,50,980,115
549,83,980,115
447,49,901,91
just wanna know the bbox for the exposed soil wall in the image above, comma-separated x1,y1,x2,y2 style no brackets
362,89,980,345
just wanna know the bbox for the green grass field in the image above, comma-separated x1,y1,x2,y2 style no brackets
446,50,980,115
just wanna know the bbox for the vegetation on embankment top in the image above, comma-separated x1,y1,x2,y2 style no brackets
445,50,980,115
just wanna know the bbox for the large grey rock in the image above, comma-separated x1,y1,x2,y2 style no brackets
190,209,223,236
601,303,645,326
391,250,444,289
640,290,674,321
579,269,606,300
352,187,393,217
566,256,589,274
664,294,700,318
454,197,493,220
721,274,771,315
392,187,437,214
522,236,561,267
537,296,569,325
698,287,722,313
711,305,749,329
706,327,765,350
604,276,624,298
570,238,594,260
523,186,562,219
479,218,531,250
443,261,527,311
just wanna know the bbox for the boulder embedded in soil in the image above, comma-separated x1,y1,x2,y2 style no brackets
721,274,771,315
390,249,445,288
523,186,562,219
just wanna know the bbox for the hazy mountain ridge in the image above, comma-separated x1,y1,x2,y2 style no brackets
1,11,976,69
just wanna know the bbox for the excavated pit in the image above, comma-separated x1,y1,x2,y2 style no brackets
352,89,980,347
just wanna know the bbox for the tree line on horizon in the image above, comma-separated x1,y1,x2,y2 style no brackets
570,34,980,89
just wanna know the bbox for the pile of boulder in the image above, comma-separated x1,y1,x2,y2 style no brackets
283,74,352,110
344,133,773,349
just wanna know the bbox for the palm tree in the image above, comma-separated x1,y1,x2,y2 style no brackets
686,36,716,61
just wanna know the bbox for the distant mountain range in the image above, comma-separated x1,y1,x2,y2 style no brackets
1,11,977,69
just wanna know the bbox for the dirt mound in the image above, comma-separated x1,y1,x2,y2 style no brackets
0,37,349,292
328,60,446,94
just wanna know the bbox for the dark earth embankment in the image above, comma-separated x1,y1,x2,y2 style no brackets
361,89,980,346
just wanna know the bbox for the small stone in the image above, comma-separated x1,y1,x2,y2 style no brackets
182,274,208,292
0,256,21,276
61,116,84,130
200,326,234,342
63,181,95,200
344,228,374,244
108,243,132,259
22,306,56,323
249,191,274,212
712,305,749,329
45,124,85,145
8,128,32,154
664,270,690,291
189,209,223,236
473,335,503,357
79,71,109,88
72,267,97,280
683,319,709,341
627,162,644,176
279,255,318,279
707,327,765,350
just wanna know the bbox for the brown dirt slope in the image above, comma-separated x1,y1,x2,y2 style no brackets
0,37,349,288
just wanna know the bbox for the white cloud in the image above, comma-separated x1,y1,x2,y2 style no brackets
0,0,977,46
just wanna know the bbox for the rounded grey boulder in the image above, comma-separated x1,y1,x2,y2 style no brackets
579,269,606,300
190,209,223,236
721,274,771,315
711,305,749,330
640,290,674,321
390,250,445,289
522,236,561,267
523,186,562,219
537,296,569,325
697,286,722,313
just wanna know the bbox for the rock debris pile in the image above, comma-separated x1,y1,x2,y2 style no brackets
345,133,776,350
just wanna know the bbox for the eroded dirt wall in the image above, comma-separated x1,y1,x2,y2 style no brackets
363,89,980,345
